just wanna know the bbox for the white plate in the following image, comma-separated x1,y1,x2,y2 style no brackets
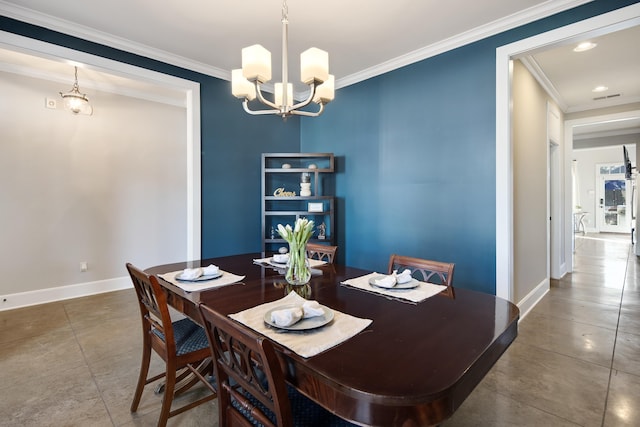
263,304,334,331
270,257,288,265
175,271,223,282
368,275,420,290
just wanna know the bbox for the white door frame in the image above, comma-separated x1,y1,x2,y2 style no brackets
548,102,563,280
495,3,640,302
564,111,640,270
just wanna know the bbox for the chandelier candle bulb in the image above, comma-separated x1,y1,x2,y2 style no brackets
242,44,272,83
300,48,329,84
313,75,335,104
231,69,256,100
275,83,294,107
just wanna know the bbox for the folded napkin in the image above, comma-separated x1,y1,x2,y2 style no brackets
269,300,326,327
394,269,413,284
180,264,220,280
230,292,372,358
270,306,303,327
272,254,289,264
180,267,203,280
374,275,396,288
302,300,324,317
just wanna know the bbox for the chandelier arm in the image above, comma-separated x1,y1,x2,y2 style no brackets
289,82,318,111
242,99,281,116
253,81,280,110
290,103,325,117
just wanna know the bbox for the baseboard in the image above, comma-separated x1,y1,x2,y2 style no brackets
517,278,549,321
0,277,132,311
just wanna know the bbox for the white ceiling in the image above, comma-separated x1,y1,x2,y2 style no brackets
1,0,639,138
528,24,640,113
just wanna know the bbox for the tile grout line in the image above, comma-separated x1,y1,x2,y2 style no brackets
599,241,631,427
62,303,118,427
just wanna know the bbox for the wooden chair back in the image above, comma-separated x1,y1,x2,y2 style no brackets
199,303,292,427
126,262,175,357
387,254,455,287
306,243,338,264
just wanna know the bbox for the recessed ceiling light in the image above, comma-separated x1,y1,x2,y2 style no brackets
573,42,597,52
592,85,608,92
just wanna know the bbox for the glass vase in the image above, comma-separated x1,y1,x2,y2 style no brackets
285,241,311,286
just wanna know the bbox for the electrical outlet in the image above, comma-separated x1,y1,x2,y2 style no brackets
45,98,57,109
80,261,88,272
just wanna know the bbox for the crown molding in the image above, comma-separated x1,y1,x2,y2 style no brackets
336,0,593,89
1,0,591,87
0,0,230,80
519,55,569,112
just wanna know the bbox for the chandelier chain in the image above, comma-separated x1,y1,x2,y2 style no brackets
282,0,288,22
73,66,80,90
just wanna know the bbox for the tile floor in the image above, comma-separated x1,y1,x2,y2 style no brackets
446,233,640,427
1,233,638,426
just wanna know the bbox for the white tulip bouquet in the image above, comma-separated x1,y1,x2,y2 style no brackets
277,218,314,285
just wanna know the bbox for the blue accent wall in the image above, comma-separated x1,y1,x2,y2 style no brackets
301,0,639,294
0,16,300,259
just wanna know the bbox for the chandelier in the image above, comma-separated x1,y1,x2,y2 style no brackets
59,66,91,115
231,0,334,118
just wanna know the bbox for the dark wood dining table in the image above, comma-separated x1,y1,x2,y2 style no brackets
146,253,519,427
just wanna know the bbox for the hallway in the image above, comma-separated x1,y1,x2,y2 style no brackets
0,233,638,426
447,232,640,426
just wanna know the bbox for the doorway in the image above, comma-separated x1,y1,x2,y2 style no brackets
495,3,640,304
0,30,202,262
596,165,631,233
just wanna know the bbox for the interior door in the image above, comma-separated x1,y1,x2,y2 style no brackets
596,164,630,233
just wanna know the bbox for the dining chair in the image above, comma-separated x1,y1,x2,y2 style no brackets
126,263,217,427
387,254,455,287
198,303,357,427
306,243,338,264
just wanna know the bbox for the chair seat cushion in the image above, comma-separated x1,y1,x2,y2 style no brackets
152,318,210,356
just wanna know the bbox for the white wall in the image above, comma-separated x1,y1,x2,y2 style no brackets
0,71,187,308
512,60,561,303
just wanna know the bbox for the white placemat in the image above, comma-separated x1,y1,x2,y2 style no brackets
229,292,372,358
159,270,245,292
253,257,327,268
341,272,447,304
